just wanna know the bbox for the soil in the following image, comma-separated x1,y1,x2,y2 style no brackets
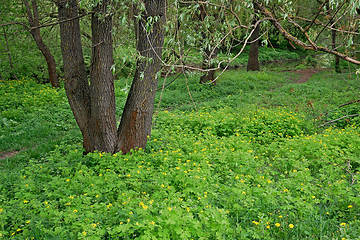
0,151,19,160
286,68,324,84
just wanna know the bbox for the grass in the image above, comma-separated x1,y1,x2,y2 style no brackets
0,67,360,239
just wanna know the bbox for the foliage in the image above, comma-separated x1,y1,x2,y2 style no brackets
1,67,360,239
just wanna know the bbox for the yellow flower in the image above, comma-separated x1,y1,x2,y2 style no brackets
23,200,28,203
127,219,130,222
73,209,78,212
340,222,346,227
82,231,86,236
252,221,259,225
16,229,21,232
26,220,30,224
289,224,294,228
348,205,353,208
150,221,155,225
279,215,283,218
275,223,280,227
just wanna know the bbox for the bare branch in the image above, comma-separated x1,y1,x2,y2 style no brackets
254,1,360,65
319,114,360,127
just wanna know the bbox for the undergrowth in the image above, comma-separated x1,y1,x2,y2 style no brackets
0,67,360,239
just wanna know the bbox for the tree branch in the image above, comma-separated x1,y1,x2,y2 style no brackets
254,1,360,65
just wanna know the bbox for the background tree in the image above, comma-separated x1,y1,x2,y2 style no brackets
0,0,62,84
247,1,260,71
23,0,60,87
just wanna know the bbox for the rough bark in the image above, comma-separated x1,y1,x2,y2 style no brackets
247,1,260,72
89,0,117,153
58,0,92,153
115,0,166,154
23,0,60,88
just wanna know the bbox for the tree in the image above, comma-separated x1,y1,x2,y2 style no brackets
23,0,60,87
58,0,166,154
247,1,260,71
253,0,360,65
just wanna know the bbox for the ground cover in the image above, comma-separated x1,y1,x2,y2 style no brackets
0,67,359,239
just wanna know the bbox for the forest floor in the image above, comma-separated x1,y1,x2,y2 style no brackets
0,67,323,160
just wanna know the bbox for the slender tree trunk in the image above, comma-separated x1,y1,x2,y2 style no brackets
58,0,92,153
89,0,117,153
331,21,340,73
198,4,217,85
199,47,218,84
115,0,166,154
247,1,260,71
23,0,60,87
1,31,18,80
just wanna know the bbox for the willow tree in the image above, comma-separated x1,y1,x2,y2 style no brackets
58,0,166,154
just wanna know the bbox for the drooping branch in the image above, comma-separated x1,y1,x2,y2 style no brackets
254,1,360,65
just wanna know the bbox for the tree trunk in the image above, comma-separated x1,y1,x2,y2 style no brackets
58,0,166,155
331,21,340,73
198,4,218,84
23,0,60,88
115,0,166,154
89,0,117,153
58,0,92,153
199,47,218,84
247,2,260,72
1,30,18,80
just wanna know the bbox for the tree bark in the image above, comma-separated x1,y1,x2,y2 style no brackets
89,0,117,153
58,0,92,153
198,4,218,84
115,0,166,154
247,1,260,71
23,0,60,88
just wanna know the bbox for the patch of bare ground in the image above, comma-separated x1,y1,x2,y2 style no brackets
0,151,19,160
287,68,326,83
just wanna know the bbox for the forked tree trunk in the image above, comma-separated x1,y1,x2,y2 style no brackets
23,0,60,88
115,0,166,154
58,0,166,154
247,1,260,72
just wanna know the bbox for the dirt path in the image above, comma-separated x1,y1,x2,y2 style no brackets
287,68,323,83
